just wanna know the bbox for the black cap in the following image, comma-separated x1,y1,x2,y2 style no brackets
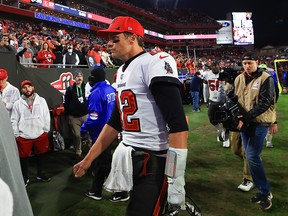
242,51,258,61
90,68,106,83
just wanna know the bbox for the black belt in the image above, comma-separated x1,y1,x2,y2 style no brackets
122,143,167,155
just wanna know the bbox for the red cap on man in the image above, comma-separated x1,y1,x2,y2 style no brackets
97,16,144,38
21,80,33,88
0,69,8,80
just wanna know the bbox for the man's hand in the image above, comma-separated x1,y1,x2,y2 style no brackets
73,160,91,178
236,116,244,131
269,123,278,134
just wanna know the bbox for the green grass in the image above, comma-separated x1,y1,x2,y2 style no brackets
27,95,288,216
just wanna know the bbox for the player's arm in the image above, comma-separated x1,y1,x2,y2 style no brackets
151,81,188,207
73,124,118,177
73,104,120,178
150,81,188,141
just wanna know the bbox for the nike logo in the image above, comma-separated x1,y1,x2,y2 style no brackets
160,55,169,59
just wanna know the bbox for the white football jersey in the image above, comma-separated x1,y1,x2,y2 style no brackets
115,52,179,151
202,70,224,102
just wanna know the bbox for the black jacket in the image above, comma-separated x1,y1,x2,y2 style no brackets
64,82,88,117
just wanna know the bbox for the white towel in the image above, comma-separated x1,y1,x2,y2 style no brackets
104,142,134,192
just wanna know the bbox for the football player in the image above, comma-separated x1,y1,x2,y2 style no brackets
202,62,231,147
73,16,189,216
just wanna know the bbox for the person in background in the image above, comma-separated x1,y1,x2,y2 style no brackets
11,80,51,186
258,64,279,148
0,68,20,118
87,43,104,68
16,39,34,67
74,42,86,67
52,39,64,67
185,57,196,74
190,71,203,112
62,43,80,68
85,76,111,100
200,65,210,108
73,16,188,216
203,62,231,148
0,102,34,216
100,46,115,68
37,41,56,68
64,70,88,156
0,33,17,53
81,67,129,202
234,51,276,211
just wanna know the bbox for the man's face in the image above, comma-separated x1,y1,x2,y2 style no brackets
21,85,34,98
2,35,9,44
2,35,8,41
0,77,8,90
107,33,133,62
242,60,258,74
74,75,83,85
211,64,220,74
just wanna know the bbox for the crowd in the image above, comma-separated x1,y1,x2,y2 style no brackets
1,10,286,74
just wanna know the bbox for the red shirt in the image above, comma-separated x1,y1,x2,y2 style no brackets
37,50,56,68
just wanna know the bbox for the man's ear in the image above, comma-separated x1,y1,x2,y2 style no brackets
129,34,137,44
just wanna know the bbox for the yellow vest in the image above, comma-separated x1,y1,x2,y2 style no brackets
234,72,276,123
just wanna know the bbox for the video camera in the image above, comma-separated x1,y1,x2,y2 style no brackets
219,65,242,84
213,89,241,132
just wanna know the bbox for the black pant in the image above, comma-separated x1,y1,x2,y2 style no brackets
90,146,112,194
126,150,166,216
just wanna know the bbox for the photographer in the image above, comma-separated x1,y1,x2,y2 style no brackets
234,51,276,211
218,67,256,193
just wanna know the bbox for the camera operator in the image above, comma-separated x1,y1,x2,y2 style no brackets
216,64,255,192
234,51,277,211
219,68,256,193
203,62,230,147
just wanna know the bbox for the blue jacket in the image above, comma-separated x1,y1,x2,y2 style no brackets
80,81,116,142
190,74,203,92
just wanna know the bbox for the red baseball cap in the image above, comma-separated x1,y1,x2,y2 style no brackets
97,16,144,38
0,69,8,80
21,80,33,88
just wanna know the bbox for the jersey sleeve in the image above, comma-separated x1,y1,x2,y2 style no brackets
146,52,180,88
